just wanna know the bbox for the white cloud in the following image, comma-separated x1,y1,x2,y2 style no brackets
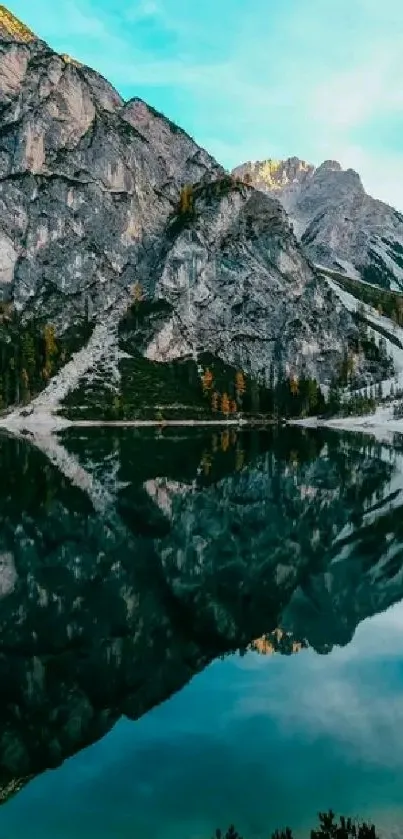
232,602,403,767
311,55,401,130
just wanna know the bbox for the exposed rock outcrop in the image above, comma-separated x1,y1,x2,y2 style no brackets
233,157,403,290
147,178,357,382
0,24,221,319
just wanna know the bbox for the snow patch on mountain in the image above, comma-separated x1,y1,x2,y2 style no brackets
323,274,403,399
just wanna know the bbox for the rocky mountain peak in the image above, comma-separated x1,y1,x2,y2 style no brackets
314,159,362,189
59,53,82,67
233,156,314,192
316,159,342,173
233,154,403,289
0,5,36,41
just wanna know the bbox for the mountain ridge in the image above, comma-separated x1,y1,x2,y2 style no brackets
0,5,36,42
232,156,403,290
0,6,397,421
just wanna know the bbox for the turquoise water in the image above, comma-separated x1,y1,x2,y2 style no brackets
1,427,403,837
3,604,403,838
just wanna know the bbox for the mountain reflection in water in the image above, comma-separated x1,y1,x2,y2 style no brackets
1,426,403,831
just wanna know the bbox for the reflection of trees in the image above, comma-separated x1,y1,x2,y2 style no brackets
250,629,308,656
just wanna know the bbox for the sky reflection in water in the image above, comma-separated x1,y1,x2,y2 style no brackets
3,602,403,839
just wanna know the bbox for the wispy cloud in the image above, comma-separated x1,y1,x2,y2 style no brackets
233,601,403,768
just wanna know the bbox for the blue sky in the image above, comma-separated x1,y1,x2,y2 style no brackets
8,0,403,210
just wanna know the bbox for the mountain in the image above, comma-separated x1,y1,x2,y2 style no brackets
0,4,35,41
142,179,359,382
232,157,403,290
0,15,221,316
0,8,394,421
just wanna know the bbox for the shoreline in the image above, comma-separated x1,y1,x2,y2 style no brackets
0,414,279,433
62,418,266,427
288,413,403,444
2,405,403,442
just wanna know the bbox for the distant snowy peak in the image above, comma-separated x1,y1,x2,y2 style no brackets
232,157,403,291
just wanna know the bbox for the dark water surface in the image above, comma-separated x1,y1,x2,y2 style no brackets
1,426,403,837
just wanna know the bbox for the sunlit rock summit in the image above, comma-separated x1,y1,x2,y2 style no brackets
232,157,403,290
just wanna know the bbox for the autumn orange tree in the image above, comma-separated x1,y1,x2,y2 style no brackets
131,281,144,307
235,370,246,402
42,324,57,380
289,374,299,396
201,368,214,394
179,184,194,214
220,392,231,415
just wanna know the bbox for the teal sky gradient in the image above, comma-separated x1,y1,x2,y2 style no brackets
6,0,403,210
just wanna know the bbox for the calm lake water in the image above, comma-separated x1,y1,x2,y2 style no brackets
1,426,403,838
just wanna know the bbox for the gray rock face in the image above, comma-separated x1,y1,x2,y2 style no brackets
232,157,403,290
0,32,221,317
146,180,366,382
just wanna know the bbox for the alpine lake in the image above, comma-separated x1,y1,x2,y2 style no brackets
1,425,403,838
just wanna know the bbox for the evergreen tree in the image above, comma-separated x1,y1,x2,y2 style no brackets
328,380,341,415
250,379,260,413
289,375,299,396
